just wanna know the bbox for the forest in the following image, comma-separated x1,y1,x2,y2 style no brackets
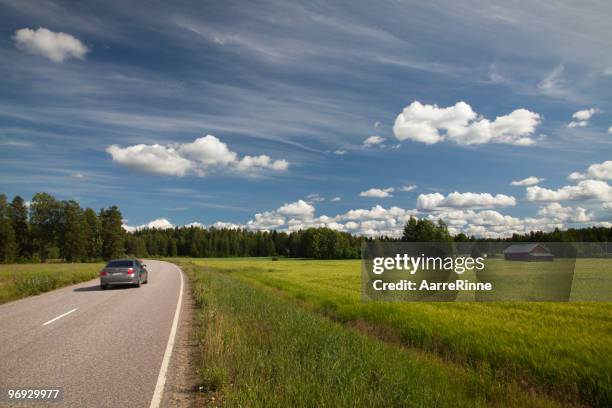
0,192,610,263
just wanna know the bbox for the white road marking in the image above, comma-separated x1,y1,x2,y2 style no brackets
42,308,78,326
149,262,184,408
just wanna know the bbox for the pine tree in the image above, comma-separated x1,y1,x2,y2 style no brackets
99,206,125,260
10,195,30,260
0,194,17,262
59,200,85,262
82,208,101,260
29,192,61,260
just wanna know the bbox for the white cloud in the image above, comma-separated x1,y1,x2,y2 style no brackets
209,221,243,230
537,203,592,223
107,135,289,177
360,187,394,198
538,64,566,96
567,161,612,181
277,200,315,218
306,193,325,203
585,161,612,180
185,222,206,228
526,179,612,202
393,101,540,146
400,184,417,192
236,155,289,171
608,126,612,134
568,108,599,128
330,197,341,202
333,149,347,155
178,135,237,166
247,211,286,230
568,172,586,181
123,218,175,232
107,144,193,177
13,27,89,62
417,192,516,210
362,135,385,146
71,172,86,181
510,176,543,186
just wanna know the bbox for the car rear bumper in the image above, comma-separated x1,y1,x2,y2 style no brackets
100,276,140,286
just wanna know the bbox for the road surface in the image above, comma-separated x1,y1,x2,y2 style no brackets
0,260,184,408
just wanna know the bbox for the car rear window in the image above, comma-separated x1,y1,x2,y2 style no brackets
106,260,134,267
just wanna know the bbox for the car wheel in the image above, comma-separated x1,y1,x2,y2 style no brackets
101,284,108,290
143,273,148,284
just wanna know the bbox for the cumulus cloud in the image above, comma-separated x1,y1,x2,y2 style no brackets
392,101,541,146
400,184,417,192
123,218,175,232
584,161,612,180
330,197,341,202
511,176,543,186
526,179,612,202
566,160,612,181
178,135,236,166
362,135,385,146
107,144,193,177
13,27,89,62
568,108,599,128
568,172,586,181
537,203,592,223
107,135,289,177
360,187,394,198
236,155,289,171
608,126,612,134
245,200,312,231
417,192,516,211
277,200,315,218
333,149,347,155
131,198,604,239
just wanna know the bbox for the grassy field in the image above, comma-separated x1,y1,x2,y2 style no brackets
182,258,612,407
0,263,103,304
183,262,563,407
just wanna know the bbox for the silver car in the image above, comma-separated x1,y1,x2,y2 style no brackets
100,259,148,290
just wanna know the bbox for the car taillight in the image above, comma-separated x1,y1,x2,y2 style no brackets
127,268,134,275
100,271,108,276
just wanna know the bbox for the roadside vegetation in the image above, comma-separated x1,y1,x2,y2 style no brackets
185,258,612,407
183,261,563,407
0,263,102,304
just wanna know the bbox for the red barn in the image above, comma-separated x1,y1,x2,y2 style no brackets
503,243,554,261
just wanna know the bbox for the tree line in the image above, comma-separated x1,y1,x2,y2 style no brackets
0,192,609,263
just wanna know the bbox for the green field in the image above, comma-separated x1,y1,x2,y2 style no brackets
0,263,103,304
182,258,612,407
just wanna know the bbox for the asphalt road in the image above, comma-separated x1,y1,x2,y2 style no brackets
0,260,184,408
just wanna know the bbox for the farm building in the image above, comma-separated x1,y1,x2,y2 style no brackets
503,243,554,261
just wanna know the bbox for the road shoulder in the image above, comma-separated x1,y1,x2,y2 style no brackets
160,270,206,407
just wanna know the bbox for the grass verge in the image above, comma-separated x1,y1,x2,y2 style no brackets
183,262,563,407
0,263,102,304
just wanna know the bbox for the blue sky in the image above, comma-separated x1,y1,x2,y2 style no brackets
0,0,610,237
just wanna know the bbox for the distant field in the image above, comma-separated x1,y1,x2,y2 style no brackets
184,258,612,407
0,263,102,304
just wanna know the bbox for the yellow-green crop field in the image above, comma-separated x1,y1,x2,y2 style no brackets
0,263,102,304
182,257,612,407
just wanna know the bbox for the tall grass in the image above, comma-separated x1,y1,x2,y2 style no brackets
0,263,102,304
194,258,612,407
184,263,561,407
